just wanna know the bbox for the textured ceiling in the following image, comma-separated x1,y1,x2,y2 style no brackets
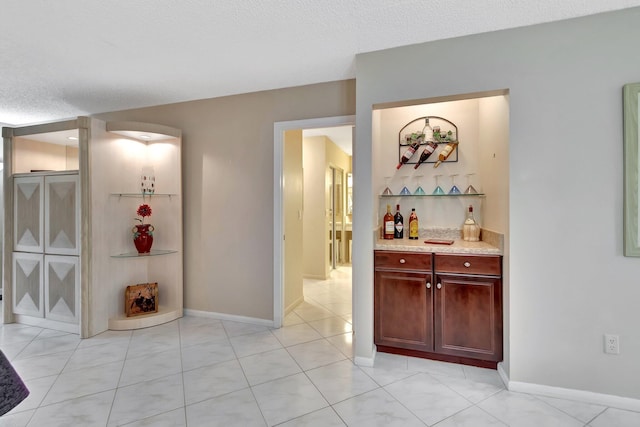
2,0,640,126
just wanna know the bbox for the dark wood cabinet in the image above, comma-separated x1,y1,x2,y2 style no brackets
374,251,433,351
374,250,503,368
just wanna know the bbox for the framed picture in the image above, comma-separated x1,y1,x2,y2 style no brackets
125,282,158,316
623,82,640,256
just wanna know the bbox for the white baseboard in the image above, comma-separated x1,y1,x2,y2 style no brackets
183,309,274,328
497,362,640,412
284,296,304,316
354,346,376,367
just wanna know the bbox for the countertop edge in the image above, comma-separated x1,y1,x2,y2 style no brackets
375,239,502,255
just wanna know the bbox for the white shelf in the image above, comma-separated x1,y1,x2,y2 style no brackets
108,306,183,330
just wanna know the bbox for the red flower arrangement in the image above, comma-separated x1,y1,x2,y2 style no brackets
135,204,152,224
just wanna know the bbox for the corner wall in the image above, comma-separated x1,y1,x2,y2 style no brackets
354,7,640,400
95,80,355,321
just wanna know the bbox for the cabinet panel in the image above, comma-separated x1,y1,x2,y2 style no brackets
434,274,502,362
14,176,44,252
375,270,433,351
434,254,501,276
12,252,44,317
45,175,80,255
375,251,432,271
45,255,80,324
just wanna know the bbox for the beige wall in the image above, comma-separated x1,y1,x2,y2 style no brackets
13,138,78,173
284,130,303,312
302,136,328,279
95,80,355,320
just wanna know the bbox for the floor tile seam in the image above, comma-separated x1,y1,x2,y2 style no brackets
428,371,505,403
431,403,510,427
36,386,118,415
236,384,270,427
375,386,431,425
271,406,343,427
179,336,232,349
382,370,475,408
364,368,423,388
531,393,609,425
184,384,251,408
11,344,79,362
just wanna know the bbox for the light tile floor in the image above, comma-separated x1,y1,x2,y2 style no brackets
1,266,639,426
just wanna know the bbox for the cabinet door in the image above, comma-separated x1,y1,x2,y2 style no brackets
45,174,80,255
375,270,433,351
12,252,44,317
45,255,80,324
14,176,44,252
434,274,502,362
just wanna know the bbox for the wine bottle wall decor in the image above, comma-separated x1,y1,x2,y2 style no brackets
397,116,459,169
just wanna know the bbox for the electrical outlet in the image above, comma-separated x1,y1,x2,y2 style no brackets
604,334,620,354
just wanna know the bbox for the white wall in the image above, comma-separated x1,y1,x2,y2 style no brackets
354,7,640,400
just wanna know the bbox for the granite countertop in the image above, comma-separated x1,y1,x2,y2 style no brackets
374,227,503,255
375,238,501,255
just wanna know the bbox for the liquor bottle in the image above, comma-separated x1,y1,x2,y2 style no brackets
462,205,481,242
383,205,394,240
433,141,459,168
413,141,438,169
397,139,420,169
409,208,419,240
393,204,403,238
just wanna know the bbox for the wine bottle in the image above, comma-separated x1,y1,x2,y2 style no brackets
434,141,459,168
462,205,481,242
409,208,419,240
383,205,394,240
397,139,420,169
394,204,403,239
413,141,438,169
422,118,434,142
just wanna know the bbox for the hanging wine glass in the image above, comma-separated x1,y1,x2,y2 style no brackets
382,176,393,195
414,175,426,195
399,176,412,195
464,173,479,195
433,174,445,195
449,174,462,195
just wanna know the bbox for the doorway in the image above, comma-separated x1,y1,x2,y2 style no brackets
273,116,355,328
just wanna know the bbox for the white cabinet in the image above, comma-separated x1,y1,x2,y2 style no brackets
14,176,44,252
11,173,80,332
44,255,80,324
44,175,80,255
3,118,183,337
12,252,43,317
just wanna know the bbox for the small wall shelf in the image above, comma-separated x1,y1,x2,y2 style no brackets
111,249,178,258
111,193,178,198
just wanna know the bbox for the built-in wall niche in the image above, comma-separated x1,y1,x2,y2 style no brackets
12,129,79,174
106,122,181,196
373,91,509,231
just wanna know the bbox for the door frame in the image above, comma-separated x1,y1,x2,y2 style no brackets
273,115,355,328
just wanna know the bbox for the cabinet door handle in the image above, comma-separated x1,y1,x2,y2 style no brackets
399,258,406,264
437,283,442,289
463,262,471,268
426,282,431,289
